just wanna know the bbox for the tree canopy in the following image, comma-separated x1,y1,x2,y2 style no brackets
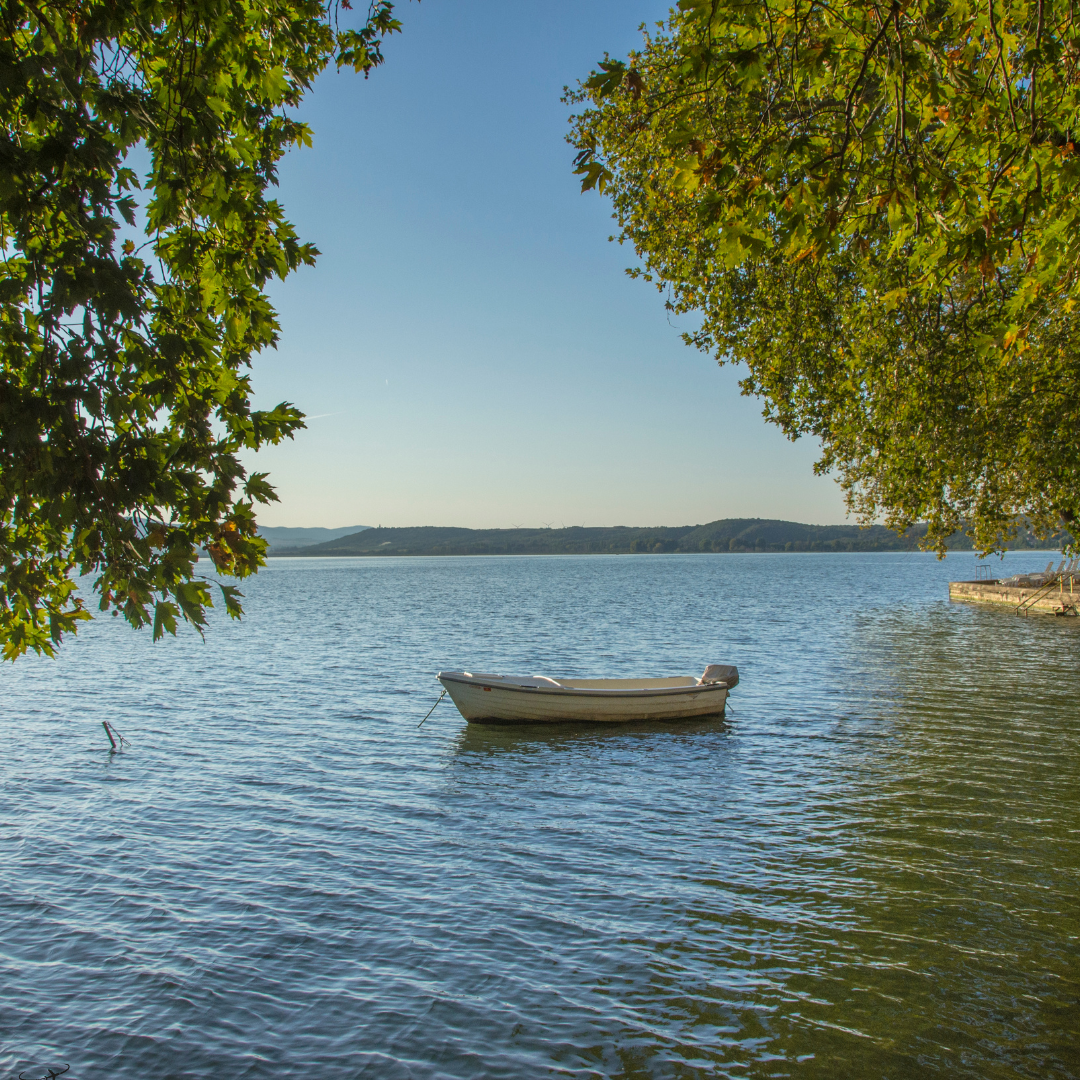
0,0,402,658
568,0,1080,553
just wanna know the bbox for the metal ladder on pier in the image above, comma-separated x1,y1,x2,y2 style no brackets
1016,573,1078,616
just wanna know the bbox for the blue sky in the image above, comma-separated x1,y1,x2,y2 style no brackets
247,0,849,529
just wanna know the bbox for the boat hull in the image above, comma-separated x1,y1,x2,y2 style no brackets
438,673,730,724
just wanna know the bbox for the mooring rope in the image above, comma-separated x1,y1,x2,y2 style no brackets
20,1066,69,1080
417,689,447,728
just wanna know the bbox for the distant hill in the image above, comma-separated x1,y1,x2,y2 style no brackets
272,518,1073,557
258,525,370,553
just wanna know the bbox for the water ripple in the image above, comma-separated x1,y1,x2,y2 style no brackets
1,553,1077,1078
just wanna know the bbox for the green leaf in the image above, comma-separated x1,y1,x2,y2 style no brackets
219,584,244,620
153,601,179,642
584,60,627,98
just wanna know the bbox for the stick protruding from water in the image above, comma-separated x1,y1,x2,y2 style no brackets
102,721,127,751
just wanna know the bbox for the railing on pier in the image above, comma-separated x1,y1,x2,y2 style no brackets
1016,571,1079,616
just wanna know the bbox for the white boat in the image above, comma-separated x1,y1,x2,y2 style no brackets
437,665,738,724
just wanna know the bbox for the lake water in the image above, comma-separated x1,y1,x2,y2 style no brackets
1,552,1078,1079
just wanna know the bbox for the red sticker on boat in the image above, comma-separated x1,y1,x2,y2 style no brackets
483,686,491,691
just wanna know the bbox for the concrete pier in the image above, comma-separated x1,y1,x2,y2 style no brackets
949,579,1079,616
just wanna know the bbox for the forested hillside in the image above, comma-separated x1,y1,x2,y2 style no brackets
273,519,1072,557
258,526,370,552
